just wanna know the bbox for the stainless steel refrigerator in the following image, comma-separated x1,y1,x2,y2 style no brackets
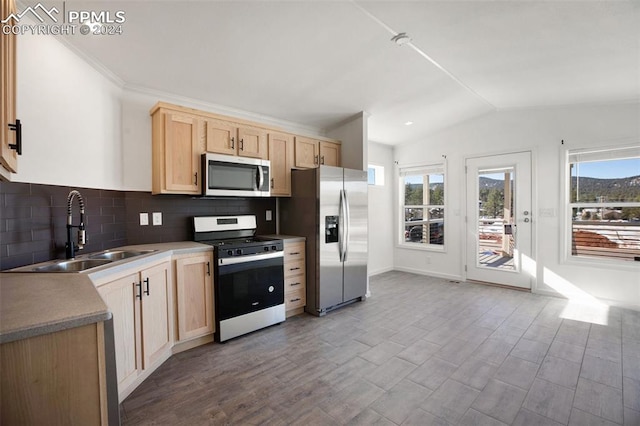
280,165,368,316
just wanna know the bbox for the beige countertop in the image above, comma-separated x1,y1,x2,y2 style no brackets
0,242,212,344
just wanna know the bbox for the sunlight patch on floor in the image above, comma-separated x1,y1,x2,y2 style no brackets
543,267,609,326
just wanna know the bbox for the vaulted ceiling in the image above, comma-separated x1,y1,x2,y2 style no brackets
33,1,640,145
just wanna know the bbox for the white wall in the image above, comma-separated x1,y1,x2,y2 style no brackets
327,112,369,171
368,142,395,276
14,32,123,189
393,102,640,308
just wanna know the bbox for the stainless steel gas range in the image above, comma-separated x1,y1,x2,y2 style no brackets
193,215,285,342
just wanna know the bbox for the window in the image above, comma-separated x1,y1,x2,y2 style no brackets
400,164,445,248
567,145,640,263
368,164,385,186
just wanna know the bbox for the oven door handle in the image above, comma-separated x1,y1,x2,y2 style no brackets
218,250,283,266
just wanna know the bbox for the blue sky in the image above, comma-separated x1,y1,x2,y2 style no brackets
572,158,640,179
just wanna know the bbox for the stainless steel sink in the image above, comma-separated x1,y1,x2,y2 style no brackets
31,258,112,272
88,249,157,261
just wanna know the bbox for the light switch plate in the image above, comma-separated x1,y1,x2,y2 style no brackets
139,213,149,226
266,210,272,221
152,212,162,226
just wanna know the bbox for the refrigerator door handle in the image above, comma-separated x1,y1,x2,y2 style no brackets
339,189,346,261
343,189,350,262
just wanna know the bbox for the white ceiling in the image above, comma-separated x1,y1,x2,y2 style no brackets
34,1,640,145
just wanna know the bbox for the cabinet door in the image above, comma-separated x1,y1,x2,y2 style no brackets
206,119,237,155
140,262,172,370
175,253,214,341
320,141,341,167
164,113,201,194
267,132,293,197
1,0,18,173
238,126,267,159
294,136,319,169
97,273,141,394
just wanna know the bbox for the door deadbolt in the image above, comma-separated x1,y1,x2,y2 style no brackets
523,211,529,215
524,218,530,223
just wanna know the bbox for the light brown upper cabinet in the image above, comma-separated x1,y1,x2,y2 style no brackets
151,109,203,195
294,137,341,169
206,120,267,160
294,136,319,168
268,132,293,196
319,141,341,167
1,0,19,174
205,119,237,156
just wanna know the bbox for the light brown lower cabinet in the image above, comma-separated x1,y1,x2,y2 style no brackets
174,251,215,342
283,240,306,317
97,260,173,402
0,322,110,425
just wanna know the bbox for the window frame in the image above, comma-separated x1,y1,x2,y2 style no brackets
398,162,446,251
561,143,640,268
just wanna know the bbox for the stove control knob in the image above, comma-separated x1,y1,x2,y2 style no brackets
236,249,243,255
271,245,277,251
264,246,269,252
227,250,233,256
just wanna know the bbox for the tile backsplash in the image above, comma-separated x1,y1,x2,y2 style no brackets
0,182,276,270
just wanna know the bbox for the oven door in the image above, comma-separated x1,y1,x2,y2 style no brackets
216,253,284,321
203,153,270,197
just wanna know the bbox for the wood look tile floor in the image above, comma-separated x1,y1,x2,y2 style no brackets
121,272,640,426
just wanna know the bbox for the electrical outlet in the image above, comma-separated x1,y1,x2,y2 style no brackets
152,212,162,226
266,210,272,221
139,213,149,226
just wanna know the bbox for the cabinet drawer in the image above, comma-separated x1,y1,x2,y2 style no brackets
284,242,305,262
285,275,305,293
284,260,305,278
285,288,305,310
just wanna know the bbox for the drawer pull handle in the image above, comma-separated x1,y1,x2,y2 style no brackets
136,281,142,300
289,252,300,255
290,282,301,286
143,278,150,296
290,298,301,302
289,267,301,271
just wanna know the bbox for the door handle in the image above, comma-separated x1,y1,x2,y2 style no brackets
8,119,22,155
343,190,350,262
257,165,264,189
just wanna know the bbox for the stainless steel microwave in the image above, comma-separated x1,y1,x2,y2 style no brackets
202,153,270,197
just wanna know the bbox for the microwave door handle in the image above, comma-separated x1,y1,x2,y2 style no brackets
257,165,264,190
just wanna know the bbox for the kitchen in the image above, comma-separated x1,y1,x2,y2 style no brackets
2,1,640,425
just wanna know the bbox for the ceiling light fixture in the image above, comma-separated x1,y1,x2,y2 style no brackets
391,32,411,46
404,121,414,126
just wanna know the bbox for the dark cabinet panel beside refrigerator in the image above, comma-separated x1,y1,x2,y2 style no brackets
280,165,368,316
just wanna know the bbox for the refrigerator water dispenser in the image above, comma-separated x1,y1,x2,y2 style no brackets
325,216,339,243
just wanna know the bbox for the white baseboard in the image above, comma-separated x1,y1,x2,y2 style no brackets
393,266,463,282
368,266,394,277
